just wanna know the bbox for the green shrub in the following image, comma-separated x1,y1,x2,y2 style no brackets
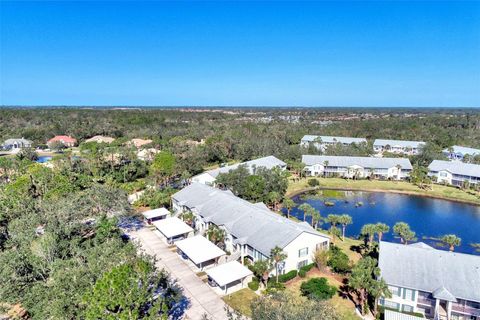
300,277,337,300
300,263,315,273
298,269,307,278
277,270,298,283
308,178,319,187
265,281,286,294
248,279,259,291
327,246,351,274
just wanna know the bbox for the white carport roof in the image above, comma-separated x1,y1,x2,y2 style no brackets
153,217,193,239
175,235,225,265
206,261,253,287
142,208,170,220
384,310,424,320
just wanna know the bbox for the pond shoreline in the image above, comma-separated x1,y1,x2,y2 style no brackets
288,185,480,207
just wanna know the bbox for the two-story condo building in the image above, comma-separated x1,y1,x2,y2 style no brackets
302,155,412,180
373,139,425,155
172,183,330,273
428,160,480,186
191,155,286,186
300,135,367,151
378,241,480,320
443,146,480,161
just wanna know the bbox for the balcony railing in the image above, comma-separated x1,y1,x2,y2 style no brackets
451,304,480,316
417,296,435,306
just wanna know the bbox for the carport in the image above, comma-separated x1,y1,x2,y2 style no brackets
152,217,193,244
206,261,253,294
142,207,170,224
175,235,226,270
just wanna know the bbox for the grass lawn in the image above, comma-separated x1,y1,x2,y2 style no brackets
222,288,257,317
287,177,480,205
332,236,363,263
286,269,358,320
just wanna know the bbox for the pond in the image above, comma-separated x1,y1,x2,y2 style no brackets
36,156,52,163
285,189,480,255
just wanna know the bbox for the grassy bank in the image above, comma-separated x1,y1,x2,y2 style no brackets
287,178,480,205
222,288,257,317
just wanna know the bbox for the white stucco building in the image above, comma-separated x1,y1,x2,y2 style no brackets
379,241,480,320
428,160,480,186
300,135,367,151
191,155,286,186
302,155,412,180
373,139,425,155
171,183,330,273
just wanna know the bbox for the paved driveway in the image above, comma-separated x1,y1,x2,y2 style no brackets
129,228,229,320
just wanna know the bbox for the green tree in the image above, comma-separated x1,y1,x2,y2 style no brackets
360,224,377,249
270,246,288,283
349,256,379,316
83,260,181,320
298,203,313,222
251,259,273,288
311,209,321,229
205,225,226,249
370,278,391,317
326,214,341,242
150,151,176,186
281,198,296,219
300,277,337,300
338,214,353,241
393,222,416,245
374,223,390,242
441,234,461,251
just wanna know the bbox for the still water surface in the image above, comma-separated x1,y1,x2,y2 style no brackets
285,189,480,254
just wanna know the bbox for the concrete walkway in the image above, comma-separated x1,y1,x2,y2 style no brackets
130,228,229,320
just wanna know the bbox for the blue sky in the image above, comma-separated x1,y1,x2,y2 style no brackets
1,1,479,107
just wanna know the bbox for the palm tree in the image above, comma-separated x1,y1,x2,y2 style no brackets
180,211,195,227
441,234,461,251
360,224,377,249
206,225,226,249
370,278,392,317
311,209,321,229
298,203,313,222
374,223,390,242
267,191,282,211
338,214,353,241
251,259,273,288
270,246,288,283
393,222,416,245
282,198,296,219
326,214,340,242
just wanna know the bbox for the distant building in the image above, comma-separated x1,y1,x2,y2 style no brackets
300,135,367,151
378,241,480,320
443,146,480,161
302,155,412,180
172,183,330,273
428,160,480,186
47,135,77,148
373,139,425,155
84,135,115,144
128,138,153,148
2,138,32,150
192,156,287,186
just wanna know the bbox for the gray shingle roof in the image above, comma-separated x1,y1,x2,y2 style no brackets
373,139,425,148
443,146,480,157
172,183,329,256
3,138,32,146
302,155,413,170
379,241,480,303
428,160,480,178
301,135,367,144
207,156,286,178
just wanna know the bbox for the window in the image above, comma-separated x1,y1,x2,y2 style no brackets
298,247,308,257
388,285,401,296
402,304,414,313
440,172,448,178
383,300,400,310
297,260,308,269
403,288,415,301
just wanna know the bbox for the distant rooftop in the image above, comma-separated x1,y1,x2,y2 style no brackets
373,139,425,148
379,241,480,303
428,160,480,178
302,155,413,170
443,145,480,156
301,135,367,144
